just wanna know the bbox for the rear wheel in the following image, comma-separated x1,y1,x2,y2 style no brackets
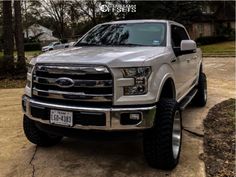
143,99,182,170
23,115,63,147
193,72,207,107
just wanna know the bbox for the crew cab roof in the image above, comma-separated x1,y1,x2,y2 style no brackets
100,19,184,27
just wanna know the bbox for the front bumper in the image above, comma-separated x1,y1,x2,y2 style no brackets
22,95,156,131
41,48,49,52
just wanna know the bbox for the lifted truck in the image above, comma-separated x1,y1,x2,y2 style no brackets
22,20,207,170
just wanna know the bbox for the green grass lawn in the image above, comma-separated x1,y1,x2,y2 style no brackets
24,50,42,58
0,50,42,59
200,41,235,55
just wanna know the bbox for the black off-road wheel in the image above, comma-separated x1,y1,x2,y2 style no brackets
143,99,182,170
193,72,207,107
23,115,63,147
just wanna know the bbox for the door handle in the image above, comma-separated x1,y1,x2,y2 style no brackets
192,56,197,60
186,58,191,62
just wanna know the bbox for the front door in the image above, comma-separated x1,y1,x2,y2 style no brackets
171,25,194,100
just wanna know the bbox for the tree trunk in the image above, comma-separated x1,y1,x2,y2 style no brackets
14,0,26,75
91,2,96,25
23,0,29,39
2,0,14,74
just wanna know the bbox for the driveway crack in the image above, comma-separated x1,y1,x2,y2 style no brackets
183,128,204,137
29,146,38,177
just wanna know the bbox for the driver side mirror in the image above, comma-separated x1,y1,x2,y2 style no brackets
180,40,196,52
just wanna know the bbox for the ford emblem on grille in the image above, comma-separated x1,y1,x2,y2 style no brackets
55,77,75,88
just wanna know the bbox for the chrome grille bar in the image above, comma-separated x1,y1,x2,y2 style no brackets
34,76,113,88
35,65,109,75
33,88,112,97
33,88,112,102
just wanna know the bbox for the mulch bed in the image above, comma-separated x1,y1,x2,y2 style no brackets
202,98,235,177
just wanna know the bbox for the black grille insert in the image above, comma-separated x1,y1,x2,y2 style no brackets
30,105,106,126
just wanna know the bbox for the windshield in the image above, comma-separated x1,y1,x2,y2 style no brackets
76,22,166,47
48,42,59,46
48,42,55,46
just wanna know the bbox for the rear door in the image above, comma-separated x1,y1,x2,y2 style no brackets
53,42,61,50
171,25,194,99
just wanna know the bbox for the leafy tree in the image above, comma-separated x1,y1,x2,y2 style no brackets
75,0,102,25
40,0,71,38
126,1,202,25
68,3,81,37
22,0,42,39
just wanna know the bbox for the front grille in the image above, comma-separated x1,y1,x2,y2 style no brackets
32,64,113,104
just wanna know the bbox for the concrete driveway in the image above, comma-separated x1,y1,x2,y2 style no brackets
0,57,234,177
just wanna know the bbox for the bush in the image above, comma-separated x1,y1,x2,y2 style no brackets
24,42,41,51
0,56,15,78
196,36,230,45
60,39,68,43
0,56,4,77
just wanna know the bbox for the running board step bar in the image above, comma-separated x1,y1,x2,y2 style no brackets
179,89,198,110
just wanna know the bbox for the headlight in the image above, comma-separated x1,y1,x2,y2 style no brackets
122,67,151,95
27,63,34,74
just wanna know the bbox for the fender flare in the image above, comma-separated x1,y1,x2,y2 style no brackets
155,74,176,102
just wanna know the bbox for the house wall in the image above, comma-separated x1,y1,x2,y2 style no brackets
189,23,215,40
188,21,235,40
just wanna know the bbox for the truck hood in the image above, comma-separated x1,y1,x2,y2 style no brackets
35,46,166,67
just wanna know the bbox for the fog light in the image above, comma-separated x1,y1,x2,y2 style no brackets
120,113,142,125
130,113,140,120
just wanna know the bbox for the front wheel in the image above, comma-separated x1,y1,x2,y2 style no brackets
143,99,182,170
193,72,207,107
23,115,63,147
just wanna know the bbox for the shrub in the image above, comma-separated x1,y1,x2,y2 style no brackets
0,56,3,77
0,55,16,78
24,42,41,51
196,36,230,45
60,39,68,43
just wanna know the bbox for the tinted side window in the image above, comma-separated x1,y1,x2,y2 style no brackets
171,25,189,47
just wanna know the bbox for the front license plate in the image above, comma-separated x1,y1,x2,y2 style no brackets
50,110,73,127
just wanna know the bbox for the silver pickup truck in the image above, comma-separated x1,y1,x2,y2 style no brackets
22,20,207,169
41,42,70,52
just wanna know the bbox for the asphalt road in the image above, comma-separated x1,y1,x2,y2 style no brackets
0,57,234,177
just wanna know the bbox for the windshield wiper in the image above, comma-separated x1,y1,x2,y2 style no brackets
76,42,147,47
116,43,146,46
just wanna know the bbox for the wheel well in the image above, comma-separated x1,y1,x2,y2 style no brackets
199,63,203,73
159,78,176,99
